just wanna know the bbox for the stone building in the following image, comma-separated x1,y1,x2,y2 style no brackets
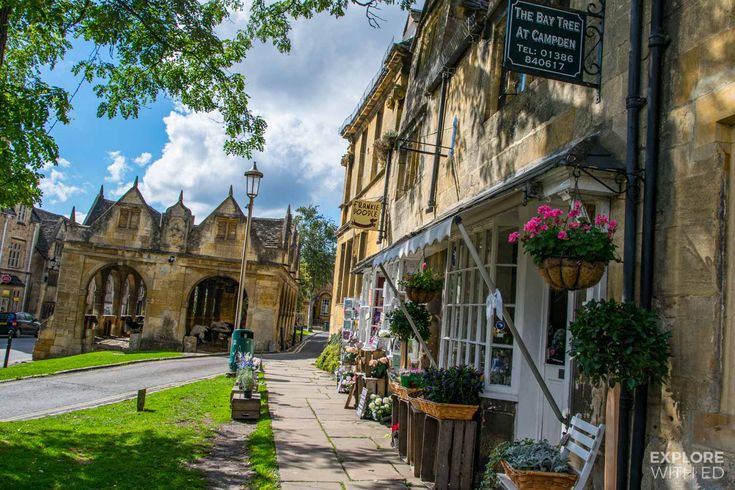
33,182,300,359
0,205,41,313
332,0,735,487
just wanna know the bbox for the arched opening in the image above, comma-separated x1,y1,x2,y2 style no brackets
186,276,246,350
85,265,147,338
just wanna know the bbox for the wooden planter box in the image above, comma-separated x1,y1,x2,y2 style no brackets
231,392,260,420
417,414,477,489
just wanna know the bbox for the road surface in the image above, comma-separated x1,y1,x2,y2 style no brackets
0,355,228,421
1,335,36,366
0,332,329,421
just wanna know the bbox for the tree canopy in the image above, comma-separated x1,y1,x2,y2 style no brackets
294,205,337,309
0,0,411,207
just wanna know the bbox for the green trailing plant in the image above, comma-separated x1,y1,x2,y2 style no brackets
421,366,483,405
374,130,399,160
315,341,340,373
385,301,431,342
569,299,671,390
480,439,571,489
399,266,444,292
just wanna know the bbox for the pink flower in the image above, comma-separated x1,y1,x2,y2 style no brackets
594,214,609,226
421,261,428,271
569,222,581,229
574,200,582,210
608,219,618,231
537,204,552,216
558,230,568,240
524,217,542,233
567,209,580,219
508,231,520,243
540,224,549,231
583,224,591,231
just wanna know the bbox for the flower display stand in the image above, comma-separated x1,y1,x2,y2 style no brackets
231,391,260,420
364,376,388,397
414,414,477,489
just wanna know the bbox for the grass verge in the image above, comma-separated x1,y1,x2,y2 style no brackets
247,371,279,489
0,375,232,489
0,350,183,381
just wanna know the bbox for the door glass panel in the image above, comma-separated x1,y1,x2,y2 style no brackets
489,347,513,386
546,289,569,365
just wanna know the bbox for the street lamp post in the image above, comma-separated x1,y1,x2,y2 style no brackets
234,162,263,331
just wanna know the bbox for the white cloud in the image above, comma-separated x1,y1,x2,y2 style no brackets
42,157,72,171
134,152,152,166
73,211,87,224
105,151,129,183
140,7,405,222
39,166,84,205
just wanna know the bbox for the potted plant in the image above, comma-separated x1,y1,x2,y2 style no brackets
508,201,618,290
399,263,444,303
569,299,671,390
368,356,390,379
374,130,399,163
481,439,576,489
368,394,393,422
385,301,431,342
400,368,424,388
410,366,483,420
236,353,257,398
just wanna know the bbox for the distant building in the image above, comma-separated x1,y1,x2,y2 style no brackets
34,182,300,359
0,205,41,313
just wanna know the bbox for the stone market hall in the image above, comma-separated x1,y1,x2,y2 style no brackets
33,181,300,359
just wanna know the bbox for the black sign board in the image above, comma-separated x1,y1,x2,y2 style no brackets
504,0,587,85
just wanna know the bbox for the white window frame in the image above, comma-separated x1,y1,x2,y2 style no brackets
320,298,330,316
438,223,521,398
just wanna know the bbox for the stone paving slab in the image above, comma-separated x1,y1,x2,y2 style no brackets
265,340,428,489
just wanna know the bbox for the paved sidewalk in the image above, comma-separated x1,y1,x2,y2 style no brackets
266,354,427,489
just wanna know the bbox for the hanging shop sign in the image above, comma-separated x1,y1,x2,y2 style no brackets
504,0,588,86
350,200,382,231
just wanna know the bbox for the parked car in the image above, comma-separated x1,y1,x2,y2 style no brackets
0,312,41,337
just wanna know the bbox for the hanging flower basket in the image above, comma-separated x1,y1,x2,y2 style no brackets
501,460,578,490
509,201,618,291
537,257,606,290
405,287,438,303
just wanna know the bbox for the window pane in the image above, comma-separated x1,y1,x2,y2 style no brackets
496,266,517,304
489,347,513,386
492,319,513,346
497,228,518,264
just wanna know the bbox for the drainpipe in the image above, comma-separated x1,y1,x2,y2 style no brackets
618,0,646,486
630,0,666,487
377,149,393,244
426,73,449,213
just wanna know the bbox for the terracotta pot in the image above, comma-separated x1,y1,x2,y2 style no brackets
405,287,439,304
537,257,606,290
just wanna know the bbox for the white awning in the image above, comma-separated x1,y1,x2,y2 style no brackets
371,216,453,267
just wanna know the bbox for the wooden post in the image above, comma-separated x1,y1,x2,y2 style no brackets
136,389,146,412
605,385,620,490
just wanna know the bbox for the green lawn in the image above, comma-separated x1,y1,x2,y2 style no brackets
0,376,232,489
0,351,183,381
248,372,279,489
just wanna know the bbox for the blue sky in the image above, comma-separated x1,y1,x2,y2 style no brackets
38,6,408,225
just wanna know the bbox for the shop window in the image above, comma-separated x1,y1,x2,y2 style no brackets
439,225,519,393
216,218,238,241
118,207,141,230
7,241,22,269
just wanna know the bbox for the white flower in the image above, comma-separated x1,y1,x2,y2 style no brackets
369,402,375,409
383,397,391,404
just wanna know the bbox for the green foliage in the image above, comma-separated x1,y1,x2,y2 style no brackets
315,341,340,374
0,350,182,381
399,267,443,292
480,439,571,489
0,375,234,488
1,0,265,207
374,130,399,159
421,366,483,405
248,372,279,489
385,301,431,342
294,205,337,312
569,299,671,390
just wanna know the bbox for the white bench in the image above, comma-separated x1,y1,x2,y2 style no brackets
498,414,606,490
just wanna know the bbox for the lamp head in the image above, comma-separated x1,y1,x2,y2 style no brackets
244,161,264,199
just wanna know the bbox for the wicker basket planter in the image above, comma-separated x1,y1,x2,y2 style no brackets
405,287,439,304
537,257,606,291
408,393,478,420
389,380,420,400
501,460,577,490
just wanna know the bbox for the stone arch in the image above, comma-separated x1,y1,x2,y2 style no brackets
85,264,147,337
186,275,247,349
